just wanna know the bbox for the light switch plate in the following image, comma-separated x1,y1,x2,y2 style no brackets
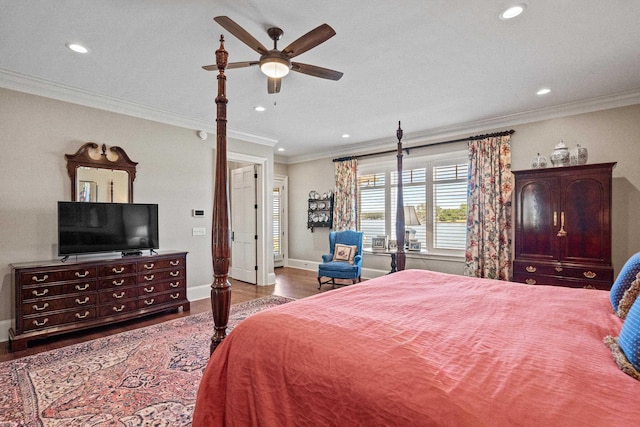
192,227,206,236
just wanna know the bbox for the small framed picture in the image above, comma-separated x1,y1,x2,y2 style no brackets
388,239,398,250
408,240,421,251
372,236,387,251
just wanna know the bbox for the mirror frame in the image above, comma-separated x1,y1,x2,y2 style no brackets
66,142,138,203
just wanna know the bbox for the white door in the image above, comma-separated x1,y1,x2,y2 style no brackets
230,165,257,284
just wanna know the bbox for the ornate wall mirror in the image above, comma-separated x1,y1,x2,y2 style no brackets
66,142,137,203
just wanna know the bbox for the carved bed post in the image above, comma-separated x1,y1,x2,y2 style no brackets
395,121,406,271
210,35,231,355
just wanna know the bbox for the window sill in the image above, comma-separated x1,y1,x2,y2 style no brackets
363,248,464,263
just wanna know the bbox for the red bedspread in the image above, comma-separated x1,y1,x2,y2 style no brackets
193,269,639,426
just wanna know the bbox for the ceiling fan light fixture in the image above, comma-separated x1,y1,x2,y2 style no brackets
260,56,290,78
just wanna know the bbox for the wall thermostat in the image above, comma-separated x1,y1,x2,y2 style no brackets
192,209,205,217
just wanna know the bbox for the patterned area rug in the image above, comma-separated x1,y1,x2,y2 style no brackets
0,295,293,426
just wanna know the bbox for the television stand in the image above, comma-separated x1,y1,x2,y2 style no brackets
8,251,189,351
122,250,143,257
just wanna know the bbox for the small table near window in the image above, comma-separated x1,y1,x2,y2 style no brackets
363,248,400,273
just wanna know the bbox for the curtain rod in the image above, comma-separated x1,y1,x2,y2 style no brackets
333,129,515,162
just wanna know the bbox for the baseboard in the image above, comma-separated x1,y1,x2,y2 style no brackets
288,258,388,280
187,283,212,302
0,318,11,343
287,258,320,272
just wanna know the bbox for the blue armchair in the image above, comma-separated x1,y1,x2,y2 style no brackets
317,230,364,289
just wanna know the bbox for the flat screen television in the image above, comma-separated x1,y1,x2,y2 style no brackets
58,201,159,257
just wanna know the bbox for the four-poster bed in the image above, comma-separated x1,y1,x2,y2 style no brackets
197,37,640,425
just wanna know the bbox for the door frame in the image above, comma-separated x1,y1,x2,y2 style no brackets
227,150,273,286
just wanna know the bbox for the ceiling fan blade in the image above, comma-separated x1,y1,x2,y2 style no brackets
202,61,258,71
291,62,343,80
267,77,281,94
281,23,336,58
214,16,268,55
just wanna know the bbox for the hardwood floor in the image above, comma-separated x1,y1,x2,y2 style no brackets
0,267,345,362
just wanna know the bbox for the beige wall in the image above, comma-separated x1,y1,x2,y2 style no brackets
0,88,274,336
287,104,640,277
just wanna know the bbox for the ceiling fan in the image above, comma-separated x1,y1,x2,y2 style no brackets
203,16,343,94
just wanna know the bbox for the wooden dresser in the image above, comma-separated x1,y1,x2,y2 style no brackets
9,251,189,351
512,163,615,290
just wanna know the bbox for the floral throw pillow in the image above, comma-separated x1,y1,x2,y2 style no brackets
333,244,357,264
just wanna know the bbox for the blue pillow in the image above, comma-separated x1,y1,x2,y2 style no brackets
616,298,640,373
610,252,640,313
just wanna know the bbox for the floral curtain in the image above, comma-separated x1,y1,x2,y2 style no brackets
464,135,513,280
333,159,358,230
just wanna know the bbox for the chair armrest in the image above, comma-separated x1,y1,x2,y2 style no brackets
321,254,333,263
353,254,362,265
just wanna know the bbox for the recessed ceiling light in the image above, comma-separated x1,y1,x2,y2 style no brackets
254,106,266,112
65,42,89,54
537,88,551,95
499,4,526,20
277,147,285,152
342,134,350,139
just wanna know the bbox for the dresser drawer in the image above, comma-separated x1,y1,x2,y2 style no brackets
21,267,97,285
98,286,138,304
22,281,97,301
22,293,97,316
23,307,97,332
98,299,139,317
137,278,185,296
138,290,186,309
98,262,137,277
138,257,184,272
98,275,137,289
138,268,184,284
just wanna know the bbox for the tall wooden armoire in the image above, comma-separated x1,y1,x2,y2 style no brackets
512,162,616,290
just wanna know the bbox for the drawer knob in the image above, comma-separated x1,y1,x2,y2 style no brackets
144,286,155,293
32,289,49,297
170,260,180,266
112,267,125,274
113,305,125,312
143,263,155,270
583,271,597,279
32,274,49,283
144,298,155,306
170,293,180,299
75,311,90,319
555,267,563,272
33,318,49,327
170,271,179,277
75,270,90,278
170,281,180,288
75,297,90,305
32,303,49,311
525,279,537,285
75,284,90,291
112,279,125,286
144,274,155,281
525,266,536,273
113,292,125,299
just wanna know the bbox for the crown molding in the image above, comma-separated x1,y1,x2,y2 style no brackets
284,89,640,164
0,68,278,147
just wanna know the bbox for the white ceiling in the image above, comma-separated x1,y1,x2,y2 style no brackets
1,1,639,162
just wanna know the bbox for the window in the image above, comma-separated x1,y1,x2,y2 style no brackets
272,187,281,257
357,154,468,256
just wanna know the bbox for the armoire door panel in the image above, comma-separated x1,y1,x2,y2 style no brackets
515,177,559,260
563,176,609,264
